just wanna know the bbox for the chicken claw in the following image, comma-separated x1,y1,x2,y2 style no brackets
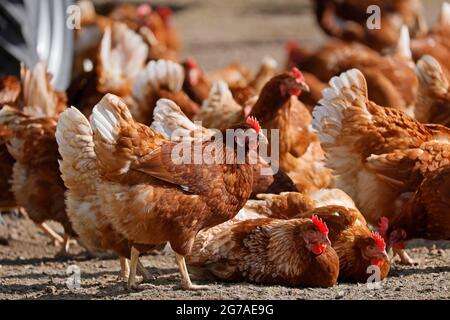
394,248,417,265
37,222,64,246
137,260,157,281
176,253,209,291
117,257,130,281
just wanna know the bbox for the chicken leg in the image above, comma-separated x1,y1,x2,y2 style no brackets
394,248,417,265
175,253,209,290
127,247,140,290
137,260,157,281
118,257,130,281
55,233,73,258
37,222,64,246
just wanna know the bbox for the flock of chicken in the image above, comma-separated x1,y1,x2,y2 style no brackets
0,0,449,291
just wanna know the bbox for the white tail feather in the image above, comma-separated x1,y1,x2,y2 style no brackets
90,94,128,143
441,2,450,24
312,69,369,145
397,25,411,59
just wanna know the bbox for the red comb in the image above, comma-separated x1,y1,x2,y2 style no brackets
372,231,386,250
378,216,389,240
246,116,261,133
291,67,305,82
137,4,152,16
286,40,298,53
157,6,172,19
312,215,328,236
186,57,198,69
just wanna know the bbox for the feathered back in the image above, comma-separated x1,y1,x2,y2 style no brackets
151,98,213,141
415,55,450,125
20,63,66,117
132,59,184,104
98,22,148,95
194,80,243,129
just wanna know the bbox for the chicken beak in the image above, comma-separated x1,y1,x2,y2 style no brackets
258,131,268,145
299,81,310,92
381,250,390,261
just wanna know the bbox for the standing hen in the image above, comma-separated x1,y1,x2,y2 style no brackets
56,106,163,280
0,64,75,253
89,94,265,289
313,68,450,264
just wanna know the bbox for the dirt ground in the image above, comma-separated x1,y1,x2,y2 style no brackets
0,0,449,300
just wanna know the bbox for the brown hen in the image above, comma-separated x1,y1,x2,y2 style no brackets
313,68,450,263
90,95,263,290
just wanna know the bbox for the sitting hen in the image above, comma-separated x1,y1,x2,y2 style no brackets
187,214,339,287
244,190,390,282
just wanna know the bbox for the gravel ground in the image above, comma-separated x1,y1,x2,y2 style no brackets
0,0,449,300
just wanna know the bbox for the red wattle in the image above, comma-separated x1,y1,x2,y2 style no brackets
311,243,326,255
371,258,385,267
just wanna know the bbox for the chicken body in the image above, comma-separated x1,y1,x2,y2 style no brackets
288,30,417,116
415,55,450,127
90,95,257,289
0,108,76,251
313,68,450,263
245,191,390,282
314,0,427,51
249,71,333,193
133,59,200,122
187,217,339,287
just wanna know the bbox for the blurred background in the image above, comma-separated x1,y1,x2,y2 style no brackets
104,0,445,70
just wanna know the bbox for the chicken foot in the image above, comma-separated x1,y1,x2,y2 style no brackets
37,222,64,246
55,233,72,257
394,248,417,265
118,257,130,281
175,253,209,290
127,247,140,290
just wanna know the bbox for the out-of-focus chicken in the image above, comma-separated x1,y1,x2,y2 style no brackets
56,106,161,280
314,0,427,51
194,80,245,129
248,57,279,94
69,22,148,119
97,22,148,97
133,59,200,122
0,107,76,253
411,2,450,78
288,27,417,116
313,68,450,263
105,3,180,52
207,63,253,89
378,166,450,262
299,71,327,112
181,58,211,105
187,215,339,287
0,64,75,254
0,76,21,212
249,68,333,193
90,95,264,289
415,55,450,127
245,191,390,282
